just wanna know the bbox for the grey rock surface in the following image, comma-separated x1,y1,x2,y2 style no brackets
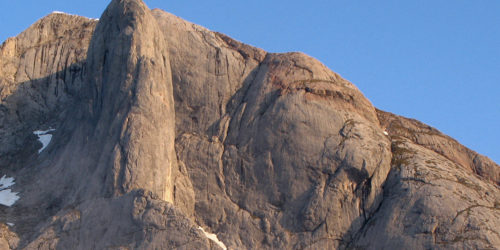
0,12,96,171
0,0,498,249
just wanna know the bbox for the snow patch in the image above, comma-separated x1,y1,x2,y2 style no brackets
34,129,56,153
0,175,14,188
51,11,99,21
0,175,19,207
383,130,389,136
6,223,14,227
198,226,227,250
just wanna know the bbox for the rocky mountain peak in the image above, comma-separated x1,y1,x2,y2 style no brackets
0,1,498,249
80,0,177,202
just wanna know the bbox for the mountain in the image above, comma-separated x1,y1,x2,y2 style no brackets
0,0,498,249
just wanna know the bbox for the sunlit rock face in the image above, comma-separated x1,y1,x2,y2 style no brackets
0,0,498,249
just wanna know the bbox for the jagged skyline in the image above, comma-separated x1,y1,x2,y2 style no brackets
0,1,498,248
1,0,498,163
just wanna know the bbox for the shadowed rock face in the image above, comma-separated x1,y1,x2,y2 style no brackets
0,0,498,249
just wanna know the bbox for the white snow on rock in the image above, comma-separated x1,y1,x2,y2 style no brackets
34,129,56,153
6,223,14,227
383,130,389,135
0,175,19,207
51,10,99,21
198,226,227,250
0,175,14,188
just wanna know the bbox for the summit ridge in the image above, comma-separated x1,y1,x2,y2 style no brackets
0,0,498,249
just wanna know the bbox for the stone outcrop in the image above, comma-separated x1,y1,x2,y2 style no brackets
377,109,500,186
0,0,498,249
0,12,95,170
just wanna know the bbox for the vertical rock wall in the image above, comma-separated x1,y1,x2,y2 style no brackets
0,0,498,249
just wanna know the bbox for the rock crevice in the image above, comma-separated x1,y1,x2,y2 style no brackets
0,0,498,249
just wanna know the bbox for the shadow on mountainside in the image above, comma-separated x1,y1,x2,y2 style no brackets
0,61,89,247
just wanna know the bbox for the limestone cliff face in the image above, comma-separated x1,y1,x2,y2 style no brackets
0,0,498,249
84,0,177,203
0,13,95,170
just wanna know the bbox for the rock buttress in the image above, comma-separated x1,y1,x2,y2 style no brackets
84,0,177,202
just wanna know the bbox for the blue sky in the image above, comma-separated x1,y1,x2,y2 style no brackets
1,1,499,164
